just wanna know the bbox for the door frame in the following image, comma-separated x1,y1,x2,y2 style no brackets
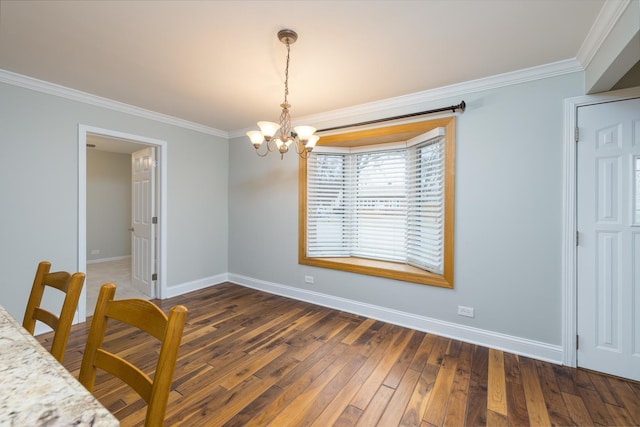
77,124,168,321
562,86,640,367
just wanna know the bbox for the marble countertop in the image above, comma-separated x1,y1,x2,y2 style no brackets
0,305,119,426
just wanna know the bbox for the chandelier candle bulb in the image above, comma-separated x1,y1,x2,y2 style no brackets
248,29,319,159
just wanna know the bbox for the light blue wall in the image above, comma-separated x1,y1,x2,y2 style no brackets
86,150,131,261
0,82,229,321
0,70,585,352
228,72,584,347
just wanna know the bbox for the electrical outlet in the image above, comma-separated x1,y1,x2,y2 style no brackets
91,249,100,255
457,305,474,318
304,275,314,284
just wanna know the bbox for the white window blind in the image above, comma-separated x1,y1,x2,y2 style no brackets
352,149,407,262
307,153,352,257
407,134,444,273
307,128,445,274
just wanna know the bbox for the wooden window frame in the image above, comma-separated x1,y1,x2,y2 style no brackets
299,116,456,288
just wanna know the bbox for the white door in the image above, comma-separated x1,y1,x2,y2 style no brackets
577,97,640,381
131,147,156,298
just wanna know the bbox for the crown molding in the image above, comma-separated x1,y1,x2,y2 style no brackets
1,56,582,142
229,58,583,139
0,69,229,138
576,0,632,69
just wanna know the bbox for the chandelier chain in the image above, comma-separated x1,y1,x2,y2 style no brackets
283,40,291,105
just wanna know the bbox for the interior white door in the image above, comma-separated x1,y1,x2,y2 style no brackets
577,97,640,381
131,147,156,298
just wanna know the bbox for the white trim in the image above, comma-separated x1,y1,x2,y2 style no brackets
164,273,229,298
0,69,228,138
230,59,582,139
78,128,87,320
562,86,640,367
407,127,445,148
2,58,581,142
87,255,131,265
576,0,632,69
561,97,579,368
78,125,169,320
311,146,351,154
229,274,563,364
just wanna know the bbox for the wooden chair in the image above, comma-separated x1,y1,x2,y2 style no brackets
79,283,187,427
22,261,86,363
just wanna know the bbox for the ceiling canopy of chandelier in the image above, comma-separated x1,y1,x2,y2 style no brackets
247,29,319,160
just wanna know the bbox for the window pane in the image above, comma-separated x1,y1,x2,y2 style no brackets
353,150,407,261
307,154,351,257
407,138,444,273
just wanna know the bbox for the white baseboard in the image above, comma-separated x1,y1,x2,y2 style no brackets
33,271,562,364
228,273,563,364
165,273,229,298
87,255,131,265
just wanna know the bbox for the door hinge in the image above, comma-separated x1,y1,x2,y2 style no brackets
152,160,158,167
576,334,579,350
575,127,579,143
152,216,158,224
576,231,579,246
152,273,158,281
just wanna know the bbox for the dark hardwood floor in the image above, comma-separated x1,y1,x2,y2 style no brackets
39,282,640,426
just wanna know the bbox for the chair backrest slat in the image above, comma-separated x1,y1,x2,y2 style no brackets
105,298,169,340
32,307,59,330
94,348,153,402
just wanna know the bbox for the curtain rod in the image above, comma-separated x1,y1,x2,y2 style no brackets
316,101,465,133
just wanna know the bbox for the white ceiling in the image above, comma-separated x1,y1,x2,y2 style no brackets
0,0,607,133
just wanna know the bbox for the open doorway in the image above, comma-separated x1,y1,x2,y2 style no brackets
86,135,151,312
78,125,167,321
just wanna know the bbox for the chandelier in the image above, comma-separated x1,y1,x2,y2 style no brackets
247,29,319,159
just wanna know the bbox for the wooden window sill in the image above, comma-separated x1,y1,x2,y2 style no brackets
299,256,453,288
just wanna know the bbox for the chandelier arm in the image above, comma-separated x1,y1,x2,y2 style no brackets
253,138,279,156
292,140,313,159
267,135,280,153
254,147,270,157
292,140,305,155
299,147,312,160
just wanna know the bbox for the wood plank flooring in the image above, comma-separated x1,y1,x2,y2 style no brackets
38,283,640,426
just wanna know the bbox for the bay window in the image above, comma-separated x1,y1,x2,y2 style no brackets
299,117,456,288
